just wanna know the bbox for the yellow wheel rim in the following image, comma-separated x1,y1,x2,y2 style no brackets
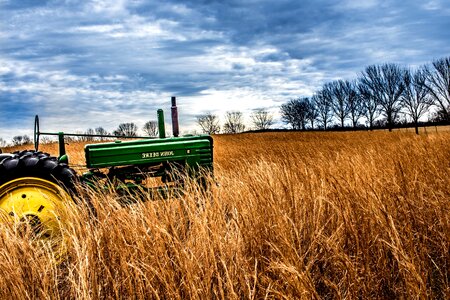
0,177,72,257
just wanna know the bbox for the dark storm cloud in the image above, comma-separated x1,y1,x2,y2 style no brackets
0,0,449,140
167,0,333,42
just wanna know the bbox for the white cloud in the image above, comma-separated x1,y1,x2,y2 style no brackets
73,24,124,34
86,0,128,16
335,0,379,10
422,0,441,10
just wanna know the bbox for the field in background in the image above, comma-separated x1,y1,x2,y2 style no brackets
1,130,449,299
391,124,450,133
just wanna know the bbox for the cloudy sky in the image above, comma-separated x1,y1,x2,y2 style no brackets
0,0,449,141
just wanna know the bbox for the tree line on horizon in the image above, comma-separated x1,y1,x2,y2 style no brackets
280,56,449,134
196,56,449,135
0,109,275,147
0,121,160,147
1,57,448,147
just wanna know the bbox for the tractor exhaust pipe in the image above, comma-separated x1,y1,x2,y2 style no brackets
171,96,179,137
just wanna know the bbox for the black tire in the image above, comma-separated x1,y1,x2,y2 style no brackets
0,150,78,193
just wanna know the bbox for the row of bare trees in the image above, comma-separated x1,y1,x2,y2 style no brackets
64,121,158,143
0,135,32,147
0,121,160,147
3,110,270,146
196,109,274,134
281,57,449,134
74,121,159,142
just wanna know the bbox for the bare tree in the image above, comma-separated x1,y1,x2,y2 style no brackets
402,68,434,134
196,113,220,134
343,80,364,128
423,56,450,121
64,133,78,143
12,135,31,146
40,136,53,144
327,80,350,127
306,99,319,129
430,110,448,122
12,136,22,146
143,121,158,137
251,108,274,130
280,98,310,130
223,111,245,134
0,137,7,148
84,128,95,141
280,99,298,129
113,123,138,137
358,80,379,130
23,135,31,144
95,127,109,141
313,91,333,130
360,64,406,131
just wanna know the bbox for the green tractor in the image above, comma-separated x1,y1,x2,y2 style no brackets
0,97,213,248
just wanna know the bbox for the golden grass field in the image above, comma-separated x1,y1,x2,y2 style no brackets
1,130,449,299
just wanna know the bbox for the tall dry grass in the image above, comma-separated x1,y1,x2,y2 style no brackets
0,131,449,299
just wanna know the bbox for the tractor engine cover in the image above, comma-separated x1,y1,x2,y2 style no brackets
84,136,213,172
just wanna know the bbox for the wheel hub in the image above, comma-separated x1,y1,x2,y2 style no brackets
0,177,71,255
18,214,47,238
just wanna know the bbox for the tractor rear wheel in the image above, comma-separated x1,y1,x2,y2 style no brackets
0,150,77,256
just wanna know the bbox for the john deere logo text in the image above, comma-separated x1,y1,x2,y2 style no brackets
142,151,175,159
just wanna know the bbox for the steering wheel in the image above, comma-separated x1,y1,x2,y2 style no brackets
34,115,40,151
